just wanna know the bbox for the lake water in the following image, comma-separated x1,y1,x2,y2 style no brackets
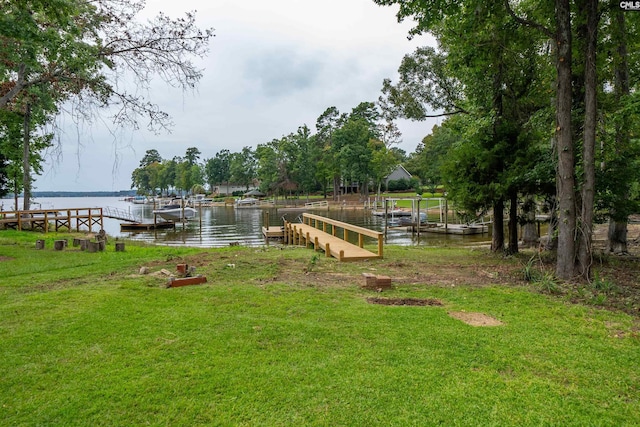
1,196,491,248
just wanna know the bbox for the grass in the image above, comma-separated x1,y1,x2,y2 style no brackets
1,230,638,426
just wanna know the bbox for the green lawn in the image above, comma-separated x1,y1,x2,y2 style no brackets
0,231,638,426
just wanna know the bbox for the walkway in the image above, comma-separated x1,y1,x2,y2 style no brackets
284,213,383,261
103,206,141,223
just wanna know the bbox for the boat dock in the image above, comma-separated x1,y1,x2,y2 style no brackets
284,213,383,261
0,207,104,232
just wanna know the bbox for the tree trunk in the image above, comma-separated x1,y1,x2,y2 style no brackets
607,9,631,254
546,197,559,250
555,0,576,280
22,103,31,211
508,192,519,254
576,0,598,280
521,195,539,248
491,198,504,252
607,220,628,254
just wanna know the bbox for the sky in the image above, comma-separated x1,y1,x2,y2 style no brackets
34,0,439,192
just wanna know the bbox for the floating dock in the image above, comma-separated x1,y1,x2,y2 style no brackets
421,224,488,235
120,222,176,231
262,226,284,239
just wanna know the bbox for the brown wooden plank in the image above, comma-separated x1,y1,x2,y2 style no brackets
291,223,381,261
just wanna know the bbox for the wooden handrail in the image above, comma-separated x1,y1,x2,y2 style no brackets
0,207,103,232
303,213,381,239
302,213,383,258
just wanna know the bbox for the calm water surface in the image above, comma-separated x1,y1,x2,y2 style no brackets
2,196,491,248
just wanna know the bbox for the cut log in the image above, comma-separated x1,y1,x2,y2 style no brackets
35,239,45,250
54,240,66,251
115,242,125,252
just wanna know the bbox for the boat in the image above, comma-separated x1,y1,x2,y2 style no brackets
235,197,259,207
130,196,148,204
153,202,197,221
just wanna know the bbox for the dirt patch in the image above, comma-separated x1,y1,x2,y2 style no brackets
449,311,503,327
367,297,443,306
0,256,13,262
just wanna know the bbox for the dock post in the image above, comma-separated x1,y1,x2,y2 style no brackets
325,243,331,257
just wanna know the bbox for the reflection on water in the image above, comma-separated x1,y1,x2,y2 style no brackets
4,196,491,248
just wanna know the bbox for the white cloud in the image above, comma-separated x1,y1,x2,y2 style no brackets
34,0,438,192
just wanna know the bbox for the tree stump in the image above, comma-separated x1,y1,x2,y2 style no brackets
73,238,82,247
35,239,45,250
115,242,125,252
87,241,99,253
97,240,106,251
54,240,66,251
79,239,89,251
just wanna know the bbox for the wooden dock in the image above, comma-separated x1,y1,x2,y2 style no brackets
422,223,488,235
120,222,176,231
262,226,284,239
284,213,383,261
0,207,103,232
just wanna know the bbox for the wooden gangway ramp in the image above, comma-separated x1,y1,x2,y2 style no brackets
284,213,383,261
103,206,141,223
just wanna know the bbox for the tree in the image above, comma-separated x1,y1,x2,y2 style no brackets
1,0,213,202
369,139,399,196
1,0,213,130
230,147,256,191
333,117,375,198
316,106,345,200
184,147,201,166
378,0,551,254
289,125,318,199
139,149,163,167
600,8,640,254
204,149,231,194
0,107,52,208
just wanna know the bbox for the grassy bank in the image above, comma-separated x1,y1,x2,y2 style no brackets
1,231,638,426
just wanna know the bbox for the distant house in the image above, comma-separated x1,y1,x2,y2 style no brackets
212,183,259,196
384,165,412,187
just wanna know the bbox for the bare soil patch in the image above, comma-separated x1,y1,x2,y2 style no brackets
367,297,443,306
0,256,13,262
449,311,504,326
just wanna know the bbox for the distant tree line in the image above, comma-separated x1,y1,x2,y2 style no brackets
130,102,409,200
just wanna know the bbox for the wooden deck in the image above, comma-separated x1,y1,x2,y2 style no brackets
284,213,383,261
262,226,284,239
0,207,103,232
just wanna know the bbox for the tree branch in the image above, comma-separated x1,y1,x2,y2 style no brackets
504,0,554,39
